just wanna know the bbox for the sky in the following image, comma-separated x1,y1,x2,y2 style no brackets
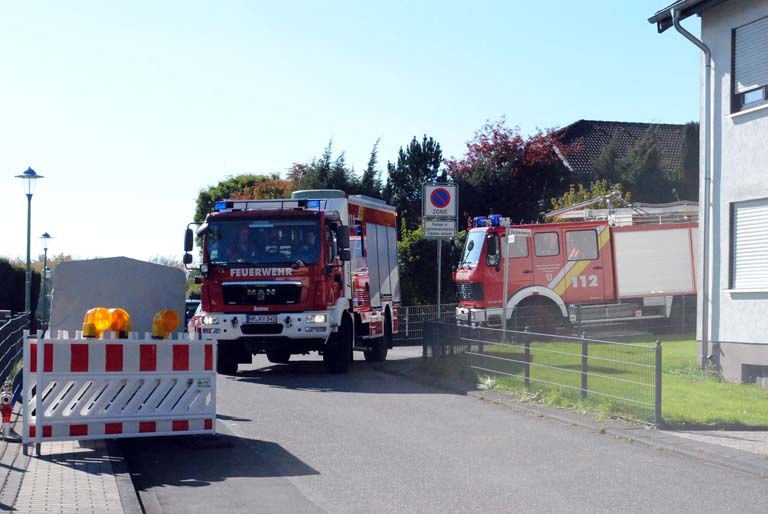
0,1,701,263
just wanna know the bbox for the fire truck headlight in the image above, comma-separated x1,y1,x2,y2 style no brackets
200,264,209,274
203,315,218,325
307,314,327,324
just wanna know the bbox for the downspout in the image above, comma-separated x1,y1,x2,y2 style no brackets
672,8,712,370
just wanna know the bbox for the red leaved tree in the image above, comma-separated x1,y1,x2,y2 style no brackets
445,119,576,227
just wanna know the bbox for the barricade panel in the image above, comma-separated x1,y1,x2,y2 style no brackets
23,332,216,450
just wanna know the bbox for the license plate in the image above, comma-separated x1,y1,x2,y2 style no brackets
246,314,277,323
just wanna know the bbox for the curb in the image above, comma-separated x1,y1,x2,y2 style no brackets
106,439,146,514
374,358,768,480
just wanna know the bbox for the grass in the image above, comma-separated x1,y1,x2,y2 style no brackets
424,336,768,427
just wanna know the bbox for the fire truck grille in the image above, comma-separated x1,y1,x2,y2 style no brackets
457,282,484,300
241,323,283,335
222,282,302,306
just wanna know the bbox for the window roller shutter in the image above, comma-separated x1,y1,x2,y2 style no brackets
733,199,768,289
735,16,768,93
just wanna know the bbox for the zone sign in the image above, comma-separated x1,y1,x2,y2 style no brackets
423,184,457,218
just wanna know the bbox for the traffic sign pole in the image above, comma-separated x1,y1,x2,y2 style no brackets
437,240,442,320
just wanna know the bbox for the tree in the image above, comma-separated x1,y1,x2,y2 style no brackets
677,122,700,201
397,225,462,306
195,174,290,223
360,139,383,199
287,140,358,193
592,126,677,203
385,135,444,229
445,119,573,226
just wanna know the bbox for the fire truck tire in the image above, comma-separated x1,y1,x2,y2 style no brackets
266,350,291,364
217,344,238,375
364,313,391,362
324,315,353,373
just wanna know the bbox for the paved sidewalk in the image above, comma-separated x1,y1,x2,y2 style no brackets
0,409,140,513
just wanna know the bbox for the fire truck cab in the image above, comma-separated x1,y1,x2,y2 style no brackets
184,190,400,374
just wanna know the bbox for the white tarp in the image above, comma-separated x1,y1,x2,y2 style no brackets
49,257,186,335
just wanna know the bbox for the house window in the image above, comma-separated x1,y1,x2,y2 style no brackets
534,232,559,257
730,198,768,289
565,230,598,261
733,16,768,112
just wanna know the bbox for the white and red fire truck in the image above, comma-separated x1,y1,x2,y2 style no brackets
455,200,699,331
184,190,400,374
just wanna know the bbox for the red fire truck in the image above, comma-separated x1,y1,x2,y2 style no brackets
184,190,400,374
454,201,698,331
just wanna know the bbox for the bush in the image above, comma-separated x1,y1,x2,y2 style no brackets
0,258,41,315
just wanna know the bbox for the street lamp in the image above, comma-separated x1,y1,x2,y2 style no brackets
15,167,44,314
40,232,53,324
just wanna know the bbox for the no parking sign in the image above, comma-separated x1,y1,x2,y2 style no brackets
422,184,457,218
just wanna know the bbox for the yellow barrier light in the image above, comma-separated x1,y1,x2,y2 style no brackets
151,309,180,339
109,308,132,337
82,307,112,338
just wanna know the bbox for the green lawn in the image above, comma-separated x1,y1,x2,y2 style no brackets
430,336,768,427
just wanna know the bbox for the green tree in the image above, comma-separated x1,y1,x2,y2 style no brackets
195,174,287,223
385,135,445,230
677,122,699,201
360,139,383,198
397,225,462,306
592,126,676,203
287,140,358,193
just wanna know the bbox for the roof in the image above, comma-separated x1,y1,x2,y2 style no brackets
555,120,687,178
648,0,727,33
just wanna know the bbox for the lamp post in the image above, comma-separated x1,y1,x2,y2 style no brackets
15,167,44,315
40,232,52,324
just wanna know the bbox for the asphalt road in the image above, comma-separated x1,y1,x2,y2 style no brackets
120,348,768,514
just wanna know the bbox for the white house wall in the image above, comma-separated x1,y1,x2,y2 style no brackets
702,0,768,382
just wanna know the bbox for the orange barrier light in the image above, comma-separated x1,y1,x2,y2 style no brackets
109,308,132,337
82,307,112,338
151,310,180,339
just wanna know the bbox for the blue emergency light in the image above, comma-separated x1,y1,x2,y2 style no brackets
215,201,229,211
489,215,501,227
474,216,487,227
306,200,321,209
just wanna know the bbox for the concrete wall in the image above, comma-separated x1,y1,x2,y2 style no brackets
701,0,768,382
49,257,186,336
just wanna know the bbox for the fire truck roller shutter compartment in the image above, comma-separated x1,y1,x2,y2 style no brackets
387,226,401,303
376,225,392,302
612,226,696,298
366,223,382,309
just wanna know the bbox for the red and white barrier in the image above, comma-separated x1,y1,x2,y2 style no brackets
23,330,216,454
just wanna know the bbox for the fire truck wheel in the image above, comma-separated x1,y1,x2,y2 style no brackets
324,315,352,373
266,350,291,364
364,314,391,362
217,344,238,375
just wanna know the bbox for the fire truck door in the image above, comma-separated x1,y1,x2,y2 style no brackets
532,229,565,290
502,233,533,305
560,227,607,302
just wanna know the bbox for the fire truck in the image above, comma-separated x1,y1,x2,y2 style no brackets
455,197,699,331
183,190,400,374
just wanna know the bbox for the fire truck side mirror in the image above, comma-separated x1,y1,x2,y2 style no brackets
339,249,351,262
183,253,193,265
337,225,350,249
184,228,194,252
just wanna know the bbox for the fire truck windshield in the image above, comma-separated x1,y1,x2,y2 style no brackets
459,231,486,268
206,218,321,266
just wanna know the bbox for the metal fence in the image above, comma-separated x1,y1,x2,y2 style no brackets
423,321,662,426
0,312,29,384
395,303,459,343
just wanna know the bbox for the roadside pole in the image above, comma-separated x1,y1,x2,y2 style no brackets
422,183,458,323
501,220,510,328
437,240,442,319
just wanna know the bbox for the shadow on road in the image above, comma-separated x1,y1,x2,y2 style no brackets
229,355,475,395
119,431,319,491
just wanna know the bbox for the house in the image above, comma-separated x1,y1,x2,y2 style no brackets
650,0,768,384
556,120,685,177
